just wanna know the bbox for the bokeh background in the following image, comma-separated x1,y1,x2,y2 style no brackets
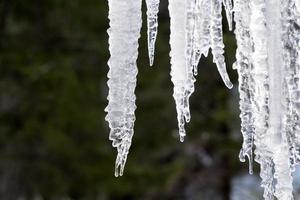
1,0,300,199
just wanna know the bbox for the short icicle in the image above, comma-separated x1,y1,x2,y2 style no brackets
192,0,233,89
146,0,160,66
210,0,233,89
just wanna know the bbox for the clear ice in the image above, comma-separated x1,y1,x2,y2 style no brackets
106,1,300,198
106,0,142,177
146,0,160,66
169,0,192,142
234,0,300,199
168,0,233,141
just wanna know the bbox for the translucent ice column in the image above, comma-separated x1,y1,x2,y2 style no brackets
106,0,142,177
233,0,299,198
169,0,192,142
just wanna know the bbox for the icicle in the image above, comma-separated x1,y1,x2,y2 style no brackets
281,0,300,170
222,0,233,31
191,0,233,88
105,0,142,177
169,0,233,141
248,1,274,198
233,0,254,174
234,0,299,198
210,0,233,89
169,0,192,142
193,0,212,68
266,0,294,198
185,0,198,76
146,0,160,66
105,0,300,197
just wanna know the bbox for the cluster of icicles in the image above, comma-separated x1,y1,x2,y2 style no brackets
106,0,300,199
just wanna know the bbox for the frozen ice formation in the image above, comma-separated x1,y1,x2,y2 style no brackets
168,0,193,142
234,0,300,199
106,0,142,177
169,0,233,141
146,0,160,66
106,0,300,198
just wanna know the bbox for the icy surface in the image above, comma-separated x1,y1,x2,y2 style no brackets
106,0,142,177
146,0,160,66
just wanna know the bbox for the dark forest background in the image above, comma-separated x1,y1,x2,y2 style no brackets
1,0,292,199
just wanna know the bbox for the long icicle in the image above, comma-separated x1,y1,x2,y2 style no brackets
266,0,293,198
169,0,191,142
248,0,274,198
233,0,298,198
233,0,254,174
282,0,300,171
105,0,142,177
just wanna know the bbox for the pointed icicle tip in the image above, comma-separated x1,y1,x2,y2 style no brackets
180,135,185,143
179,127,186,142
149,54,154,66
114,155,126,177
226,81,233,89
146,0,160,67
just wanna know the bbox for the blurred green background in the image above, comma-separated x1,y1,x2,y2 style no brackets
0,0,272,199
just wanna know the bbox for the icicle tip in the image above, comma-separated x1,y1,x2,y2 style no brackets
149,55,154,66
